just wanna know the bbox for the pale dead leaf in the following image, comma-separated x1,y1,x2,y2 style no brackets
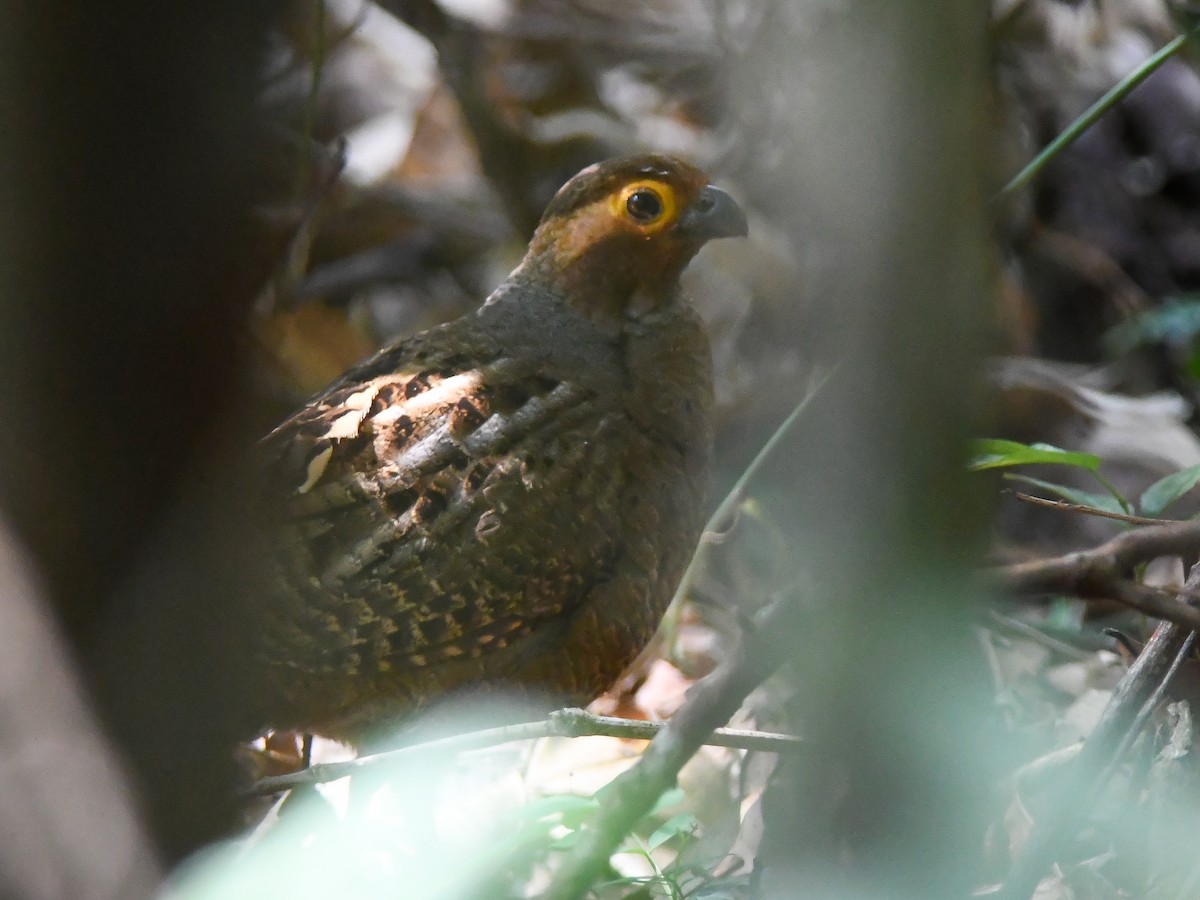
1143,555,1185,591
525,735,645,800
1044,651,1124,698
634,659,694,720
1031,870,1074,900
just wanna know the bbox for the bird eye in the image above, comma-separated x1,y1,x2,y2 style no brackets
625,189,663,222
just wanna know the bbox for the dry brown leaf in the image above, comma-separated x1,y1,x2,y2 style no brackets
396,82,484,186
256,303,376,396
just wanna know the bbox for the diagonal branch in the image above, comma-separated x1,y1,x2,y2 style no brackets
1011,491,1187,527
544,591,801,899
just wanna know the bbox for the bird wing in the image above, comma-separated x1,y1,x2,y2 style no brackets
259,314,631,679
261,318,497,496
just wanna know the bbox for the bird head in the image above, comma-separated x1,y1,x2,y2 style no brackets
518,154,748,320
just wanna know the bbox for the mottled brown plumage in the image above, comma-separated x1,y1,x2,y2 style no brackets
257,154,747,742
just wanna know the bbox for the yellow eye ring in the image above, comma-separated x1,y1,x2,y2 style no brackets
612,180,679,234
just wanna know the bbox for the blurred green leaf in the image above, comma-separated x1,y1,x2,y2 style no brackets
970,439,1100,472
1139,464,1200,517
508,793,599,823
1105,295,1200,355
650,786,686,815
550,830,584,850
1046,597,1084,632
648,813,699,851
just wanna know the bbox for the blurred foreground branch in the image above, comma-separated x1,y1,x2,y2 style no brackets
998,562,1200,899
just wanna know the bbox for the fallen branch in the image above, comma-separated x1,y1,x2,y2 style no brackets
998,519,1200,592
993,519,1200,630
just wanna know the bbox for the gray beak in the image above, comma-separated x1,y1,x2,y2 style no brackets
677,185,749,240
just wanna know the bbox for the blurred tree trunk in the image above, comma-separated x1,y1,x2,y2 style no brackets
0,518,159,900
728,2,1005,893
0,0,288,870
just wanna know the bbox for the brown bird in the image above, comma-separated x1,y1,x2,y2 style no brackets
257,154,747,743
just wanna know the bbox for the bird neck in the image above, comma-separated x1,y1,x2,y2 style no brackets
513,243,687,326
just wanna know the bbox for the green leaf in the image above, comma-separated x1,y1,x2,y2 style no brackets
1003,474,1127,514
1140,464,1200,517
560,803,597,831
549,830,583,850
648,813,698,851
970,439,1101,472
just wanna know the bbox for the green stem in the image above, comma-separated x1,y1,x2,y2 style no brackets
669,367,836,608
1091,470,1133,517
294,0,327,199
1000,28,1197,197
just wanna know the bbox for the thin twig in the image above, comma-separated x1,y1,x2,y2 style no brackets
1012,491,1186,527
247,709,803,796
259,135,348,314
984,609,1098,661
